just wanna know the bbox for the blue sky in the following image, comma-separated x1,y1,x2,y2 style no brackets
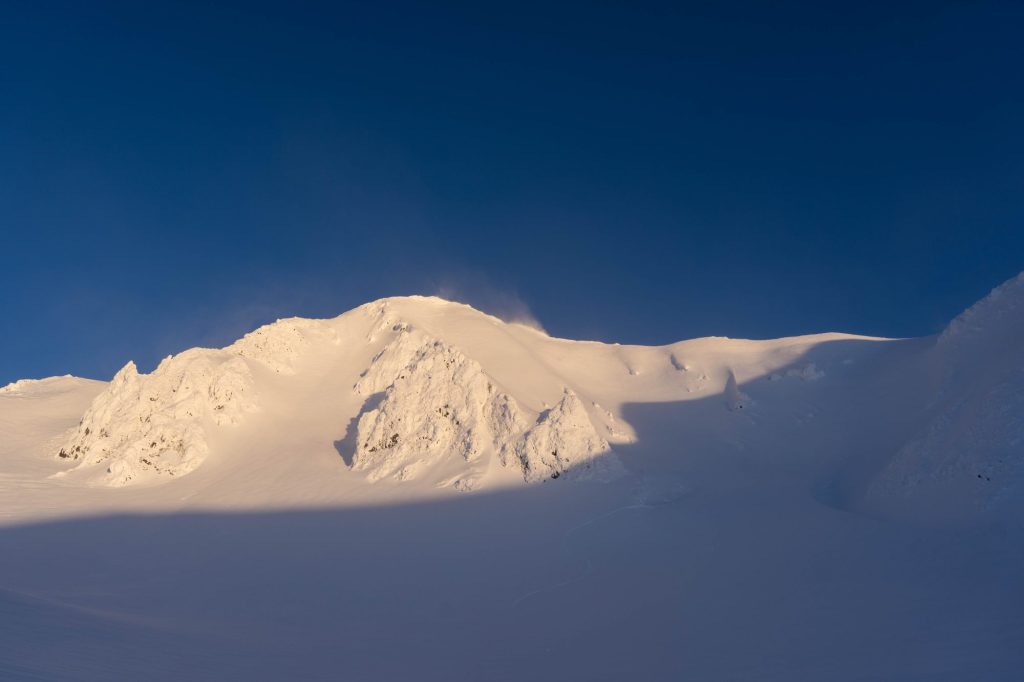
2,1,1022,384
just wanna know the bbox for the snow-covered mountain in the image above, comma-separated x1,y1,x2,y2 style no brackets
41,298,633,495
1,275,1022,681
0,294,897,516
13,276,1019,523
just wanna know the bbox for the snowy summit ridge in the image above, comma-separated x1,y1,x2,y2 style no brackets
54,296,623,489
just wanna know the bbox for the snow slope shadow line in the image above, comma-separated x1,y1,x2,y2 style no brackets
333,391,386,467
608,334,930,516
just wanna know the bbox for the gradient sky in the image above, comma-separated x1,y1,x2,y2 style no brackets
2,1,1023,384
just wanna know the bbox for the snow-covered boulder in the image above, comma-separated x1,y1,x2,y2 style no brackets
725,371,751,411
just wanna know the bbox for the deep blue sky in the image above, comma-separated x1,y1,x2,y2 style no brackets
2,1,1022,383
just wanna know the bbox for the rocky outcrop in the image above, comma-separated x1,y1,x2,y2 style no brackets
351,330,622,489
58,350,258,485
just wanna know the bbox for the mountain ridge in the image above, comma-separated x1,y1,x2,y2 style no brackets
2,272,1022,525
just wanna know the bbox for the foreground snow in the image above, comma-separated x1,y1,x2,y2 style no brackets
1,275,1022,680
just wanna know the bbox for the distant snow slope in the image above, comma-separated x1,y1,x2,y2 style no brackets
863,272,1024,523
1,274,1022,681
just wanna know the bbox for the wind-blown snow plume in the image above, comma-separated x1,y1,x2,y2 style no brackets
432,281,547,332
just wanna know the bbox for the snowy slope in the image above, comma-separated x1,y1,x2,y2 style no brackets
2,295,899,520
863,272,1024,523
1,276,1022,681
